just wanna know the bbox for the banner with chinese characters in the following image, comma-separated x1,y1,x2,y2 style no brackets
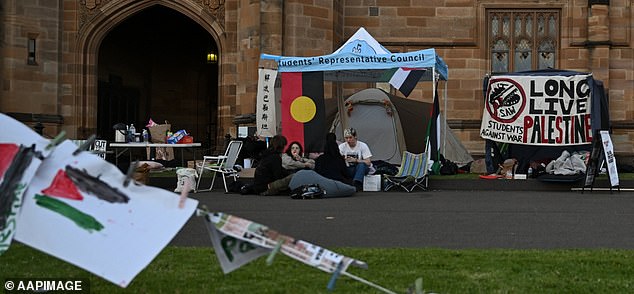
480,74,593,145
256,68,278,137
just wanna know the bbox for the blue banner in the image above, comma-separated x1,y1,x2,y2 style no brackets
261,48,448,80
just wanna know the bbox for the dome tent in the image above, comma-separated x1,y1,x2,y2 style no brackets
330,88,473,166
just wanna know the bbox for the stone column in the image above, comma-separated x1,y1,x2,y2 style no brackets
586,2,610,87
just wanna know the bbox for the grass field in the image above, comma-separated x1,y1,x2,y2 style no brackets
2,244,633,293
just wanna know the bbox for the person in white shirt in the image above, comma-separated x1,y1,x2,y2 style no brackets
338,128,372,190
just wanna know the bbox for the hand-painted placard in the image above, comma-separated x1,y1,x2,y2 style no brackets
480,74,593,145
600,130,619,187
0,114,51,255
15,140,198,287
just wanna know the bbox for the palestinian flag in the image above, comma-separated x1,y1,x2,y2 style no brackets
41,169,84,200
0,143,19,179
387,67,425,97
281,71,325,152
426,84,441,167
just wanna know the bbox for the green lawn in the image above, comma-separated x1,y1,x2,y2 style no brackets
2,244,633,293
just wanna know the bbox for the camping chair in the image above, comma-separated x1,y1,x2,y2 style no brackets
383,151,429,192
195,140,243,193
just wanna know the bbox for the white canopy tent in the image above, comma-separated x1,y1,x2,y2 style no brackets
257,27,451,158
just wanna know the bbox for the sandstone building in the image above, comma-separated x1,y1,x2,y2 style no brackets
1,0,632,157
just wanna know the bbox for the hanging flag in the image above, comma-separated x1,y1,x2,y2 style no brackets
203,211,365,273
205,218,269,274
281,71,325,152
426,84,441,169
199,211,398,292
388,68,425,97
256,68,278,137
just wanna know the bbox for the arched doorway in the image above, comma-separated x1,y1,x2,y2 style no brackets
97,5,218,152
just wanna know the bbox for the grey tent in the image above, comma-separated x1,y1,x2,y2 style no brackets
330,88,473,165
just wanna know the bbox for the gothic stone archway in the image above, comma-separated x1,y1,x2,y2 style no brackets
73,0,225,148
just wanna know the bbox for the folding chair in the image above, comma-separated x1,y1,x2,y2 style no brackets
383,151,428,192
195,140,243,193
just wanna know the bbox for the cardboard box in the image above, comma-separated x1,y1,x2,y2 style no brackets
239,168,256,178
187,160,204,169
363,175,381,191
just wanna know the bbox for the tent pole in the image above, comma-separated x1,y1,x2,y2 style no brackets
336,79,348,136
443,78,448,157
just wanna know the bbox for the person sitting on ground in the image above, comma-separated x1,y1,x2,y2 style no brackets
253,135,294,196
338,128,372,190
282,141,315,172
315,133,353,185
290,133,356,197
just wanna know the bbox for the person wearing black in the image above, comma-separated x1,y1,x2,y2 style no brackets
314,133,353,186
253,135,293,195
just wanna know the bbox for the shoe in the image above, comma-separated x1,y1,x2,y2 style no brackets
240,185,254,195
354,181,363,192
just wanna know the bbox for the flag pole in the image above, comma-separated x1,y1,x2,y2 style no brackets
341,271,397,294
442,76,448,156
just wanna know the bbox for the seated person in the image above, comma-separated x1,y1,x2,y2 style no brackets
315,133,353,186
252,135,294,196
338,128,372,190
291,133,355,197
281,141,315,172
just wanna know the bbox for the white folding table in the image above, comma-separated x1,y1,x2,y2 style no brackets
109,142,202,167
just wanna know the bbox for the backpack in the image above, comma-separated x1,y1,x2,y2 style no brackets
372,160,399,176
439,155,458,175
226,180,245,194
290,184,325,199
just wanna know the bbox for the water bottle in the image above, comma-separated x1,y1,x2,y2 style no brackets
129,124,136,143
142,129,149,142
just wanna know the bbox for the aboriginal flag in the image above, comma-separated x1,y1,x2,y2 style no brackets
281,72,325,152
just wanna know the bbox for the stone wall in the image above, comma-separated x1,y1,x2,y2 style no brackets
0,1,63,137
0,0,632,156
338,1,634,155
